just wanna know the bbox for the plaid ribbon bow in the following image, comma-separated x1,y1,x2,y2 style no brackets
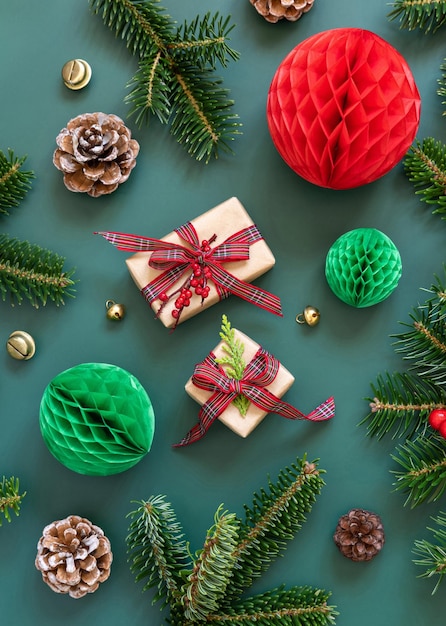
97,222,282,316
175,348,335,447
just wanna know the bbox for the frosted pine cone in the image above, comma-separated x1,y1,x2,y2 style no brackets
35,515,113,598
333,508,385,562
53,112,139,197
249,0,314,23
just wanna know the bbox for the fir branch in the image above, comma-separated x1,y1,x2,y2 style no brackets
403,138,446,218
90,0,173,58
0,149,34,216
126,455,334,623
413,512,446,593
392,435,446,507
127,495,191,605
172,13,240,69
90,0,241,162
388,0,446,33
182,506,239,621
224,457,325,604
0,234,76,307
362,372,444,440
392,304,446,385
438,60,446,113
207,586,337,626
215,315,250,417
0,476,26,526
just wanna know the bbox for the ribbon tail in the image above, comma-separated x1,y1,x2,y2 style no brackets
173,419,213,447
173,390,236,447
306,396,336,421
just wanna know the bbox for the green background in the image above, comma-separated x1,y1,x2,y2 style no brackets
1,1,446,624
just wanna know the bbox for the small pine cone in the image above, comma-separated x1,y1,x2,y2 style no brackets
35,515,113,598
53,112,139,197
249,0,314,23
333,508,385,562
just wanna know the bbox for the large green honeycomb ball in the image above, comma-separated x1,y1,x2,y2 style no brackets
39,363,155,476
325,228,402,308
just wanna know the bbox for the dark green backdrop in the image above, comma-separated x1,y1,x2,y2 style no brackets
1,1,446,624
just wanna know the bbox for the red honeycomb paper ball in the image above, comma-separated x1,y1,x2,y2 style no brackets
267,28,421,190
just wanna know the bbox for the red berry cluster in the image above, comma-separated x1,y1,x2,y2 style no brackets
157,237,215,325
428,409,446,439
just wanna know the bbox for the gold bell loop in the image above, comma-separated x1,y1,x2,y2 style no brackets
106,300,126,321
296,305,320,327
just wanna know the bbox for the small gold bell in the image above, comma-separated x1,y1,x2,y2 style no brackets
296,305,320,327
106,300,126,321
6,330,36,360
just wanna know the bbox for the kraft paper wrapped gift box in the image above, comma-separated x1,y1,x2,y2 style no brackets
125,197,277,328
185,328,295,438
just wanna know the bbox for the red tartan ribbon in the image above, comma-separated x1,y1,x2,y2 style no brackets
96,222,282,317
175,348,335,447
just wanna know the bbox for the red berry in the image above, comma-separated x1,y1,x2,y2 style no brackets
175,298,184,309
184,289,192,299
201,240,208,248
171,309,180,319
439,420,446,439
190,278,199,287
192,262,200,271
193,268,202,277
429,409,446,431
183,298,190,307
159,292,168,302
195,286,203,295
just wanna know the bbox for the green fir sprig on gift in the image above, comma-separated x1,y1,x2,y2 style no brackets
403,138,446,219
126,455,337,626
361,270,446,591
0,234,76,307
215,314,250,417
413,512,446,593
0,476,26,526
89,0,241,163
388,0,446,33
0,149,34,216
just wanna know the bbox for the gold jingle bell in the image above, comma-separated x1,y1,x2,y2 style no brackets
296,305,320,327
106,300,126,321
6,330,36,360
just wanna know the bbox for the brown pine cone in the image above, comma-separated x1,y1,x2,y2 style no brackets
333,508,385,562
53,112,140,197
249,0,314,23
35,514,113,598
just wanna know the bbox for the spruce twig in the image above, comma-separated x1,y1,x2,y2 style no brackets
126,455,337,625
90,0,241,162
0,149,34,216
403,138,446,219
0,234,76,307
215,314,250,417
0,476,26,526
362,270,446,589
413,512,446,593
388,0,446,33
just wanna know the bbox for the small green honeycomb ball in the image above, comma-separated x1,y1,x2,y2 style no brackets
325,228,402,308
39,363,155,476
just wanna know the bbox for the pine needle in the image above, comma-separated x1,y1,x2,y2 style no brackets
388,0,446,33
0,149,34,216
0,234,76,307
0,476,26,526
